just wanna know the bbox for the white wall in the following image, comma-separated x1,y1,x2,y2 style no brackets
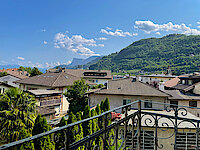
0,85,10,94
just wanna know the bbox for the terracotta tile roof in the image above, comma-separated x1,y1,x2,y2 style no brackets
0,68,29,79
16,72,95,87
90,78,169,97
164,77,180,87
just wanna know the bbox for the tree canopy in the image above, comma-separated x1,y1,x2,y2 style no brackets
65,79,89,114
0,88,36,143
18,66,43,77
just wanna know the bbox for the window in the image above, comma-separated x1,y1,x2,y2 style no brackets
188,80,192,85
170,100,178,108
144,100,152,108
177,132,198,149
131,130,154,149
182,80,185,84
189,101,197,107
123,99,131,105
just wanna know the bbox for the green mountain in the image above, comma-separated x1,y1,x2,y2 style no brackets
89,34,200,75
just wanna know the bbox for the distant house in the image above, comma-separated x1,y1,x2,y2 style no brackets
0,82,13,94
0,68,29,91
138,74,177,91
164,90,200,116
47,68,112,85
16,71,95,92
0,68,29,79
28,89,69,117
36,106,56,121
88,78,169,110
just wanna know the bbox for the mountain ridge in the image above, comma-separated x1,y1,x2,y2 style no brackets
89,34,200,75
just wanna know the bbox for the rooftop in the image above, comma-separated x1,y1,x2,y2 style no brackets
164,90,200,100
89,78,169,97
47,69,112,79
28,89,62,96
16,72,96,87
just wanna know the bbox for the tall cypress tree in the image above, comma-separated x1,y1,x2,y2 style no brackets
95,104,101,115
100,100,104,113
32,114,55,150
104,98,110,112
76,112,84,150
55,117,67,150
95,104,103,149
82,105,92,137
17,127,35,150
67,112,78,143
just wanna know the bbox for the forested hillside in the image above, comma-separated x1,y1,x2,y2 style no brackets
89,34,200,75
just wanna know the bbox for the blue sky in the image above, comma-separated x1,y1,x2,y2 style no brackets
1,0,200,68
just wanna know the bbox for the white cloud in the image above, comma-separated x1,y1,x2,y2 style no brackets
100,28,138,37
43,41,48,45
197,26,200,29
63,61,72,65
54,33,101,56
155,32,161,35
17,57,25,61
197,22,200,25
41,29,46,32
106,27,112,30
96,37,108,41
134,20,200,35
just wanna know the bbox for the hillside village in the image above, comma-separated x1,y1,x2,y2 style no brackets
1,67,200,119
2,62,200,149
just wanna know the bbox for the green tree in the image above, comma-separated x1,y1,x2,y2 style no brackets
30,67,43,77
55,117,67,150
76,112,84,150
100,100,104,113
67,112,78,143
65,79,89,114
0,88,36,143
104,98,110,112
95,104,101,115
17,127,35,150
32,114,55,150
0,72,8,77
82,105,92,137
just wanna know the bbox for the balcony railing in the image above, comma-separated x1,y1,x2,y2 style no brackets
40,99,61,107
1,100,200,150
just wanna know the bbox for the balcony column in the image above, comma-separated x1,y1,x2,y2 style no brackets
137,100,141,150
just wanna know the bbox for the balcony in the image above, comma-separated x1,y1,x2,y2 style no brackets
40,99,61,107
1,100,200,150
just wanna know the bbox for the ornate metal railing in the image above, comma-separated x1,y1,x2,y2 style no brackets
1,100,200,150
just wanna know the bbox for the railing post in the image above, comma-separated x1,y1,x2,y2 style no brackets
103,114,107,150
137,100,141,150
65,128,70,150
174,107,178,150
124,106,128,150
115,125,119,150
154,115,158,150
132,114,136,150
196,121,199,150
